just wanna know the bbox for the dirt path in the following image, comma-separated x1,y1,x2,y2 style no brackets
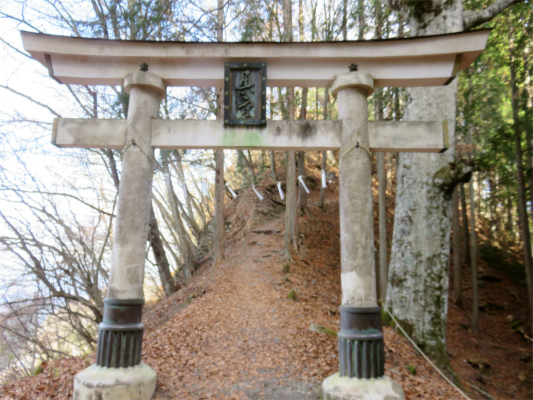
146,221,325,399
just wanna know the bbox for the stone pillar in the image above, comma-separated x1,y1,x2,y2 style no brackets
322,72,404,400
73,70,165,400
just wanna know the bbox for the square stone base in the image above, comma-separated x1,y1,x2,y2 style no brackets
322,373,404,400
73,363,156,400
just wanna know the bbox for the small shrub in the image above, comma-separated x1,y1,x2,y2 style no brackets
287,289,297,301
280,263,290,273
405,364,416,375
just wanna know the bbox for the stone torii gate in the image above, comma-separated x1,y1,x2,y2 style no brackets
21,30,488,400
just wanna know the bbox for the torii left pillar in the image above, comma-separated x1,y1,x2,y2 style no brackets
73,70,164,400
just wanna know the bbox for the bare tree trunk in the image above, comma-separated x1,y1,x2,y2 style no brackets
510,27,533,326
374,10,387,304
213,149,225,265
173,151,200,235
283,0,298,260
149,206,175,297
460,183,471,265
213,0,225,266
468,178,479,336
270,151,278,180
164,166,196,279
297,88,308,214
451,187,463,306
318,88,330,209
246,150,257,184
377,152,387,303
342,0,348,40
529,67,533,227
357,0,365,40
318,151,327,209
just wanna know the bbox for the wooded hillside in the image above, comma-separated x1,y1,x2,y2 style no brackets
0,0,532,398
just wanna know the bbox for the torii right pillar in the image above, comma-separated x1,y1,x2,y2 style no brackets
323,72,404,400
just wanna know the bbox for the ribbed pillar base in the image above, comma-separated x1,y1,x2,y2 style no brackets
95,298,144,368
338,306,385,379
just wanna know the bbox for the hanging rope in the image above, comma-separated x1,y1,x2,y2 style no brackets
341,141,372,161
383,306,473,400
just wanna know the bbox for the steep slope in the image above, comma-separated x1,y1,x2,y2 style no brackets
1,174,531,399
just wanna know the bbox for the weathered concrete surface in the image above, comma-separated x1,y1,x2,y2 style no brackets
53,119,448,153
107,71,163,300
322,373,405,400
73,363,156,400
73,71,161,400
21,29,489,88
331,72,377,308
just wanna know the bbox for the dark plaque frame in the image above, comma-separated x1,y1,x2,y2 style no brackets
224,62,267,127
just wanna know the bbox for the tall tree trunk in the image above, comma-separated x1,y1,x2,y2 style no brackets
510,24,533,325
465,77,479,335
149,205,175,297
357,0,365,40
173,151,200,236
283,0,298,260
451,187,463,306
298,88,308,214
164,166,196,279
342,0,348,40
213,0,225,265
318,151,327,209
529,67,533,227
460,183,471,265
386,0,464,366
270,151,278,180
374,0,387,304
468,178,479,336
318,87,329,209
375,94,388,303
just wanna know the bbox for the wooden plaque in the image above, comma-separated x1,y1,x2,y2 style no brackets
224,62,267,127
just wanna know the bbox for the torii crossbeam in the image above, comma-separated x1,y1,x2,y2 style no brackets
21,29,489,400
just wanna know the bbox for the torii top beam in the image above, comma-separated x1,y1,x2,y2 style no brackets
20,30,489,88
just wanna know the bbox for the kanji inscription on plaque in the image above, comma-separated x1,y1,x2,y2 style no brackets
224,62,266,127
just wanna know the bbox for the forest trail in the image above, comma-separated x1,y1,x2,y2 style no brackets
0,181,531,399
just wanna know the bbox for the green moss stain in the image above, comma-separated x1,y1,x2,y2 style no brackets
221,129,263,148
310,324,337,337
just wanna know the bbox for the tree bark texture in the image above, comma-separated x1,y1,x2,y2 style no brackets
460,183,471,265
468,179,479,335
451,187,463,306
149,205,175,297
213,0,225,265
510,33,533,321
386,0,463,364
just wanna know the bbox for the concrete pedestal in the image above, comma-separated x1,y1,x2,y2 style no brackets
323,373,404,400
73,363,156,400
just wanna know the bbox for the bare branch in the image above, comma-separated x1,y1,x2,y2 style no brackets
463,0,525,30
0,84,62,118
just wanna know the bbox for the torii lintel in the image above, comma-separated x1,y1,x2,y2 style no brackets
20,29,490,88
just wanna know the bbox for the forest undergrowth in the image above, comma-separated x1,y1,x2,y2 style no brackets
0,168,531,400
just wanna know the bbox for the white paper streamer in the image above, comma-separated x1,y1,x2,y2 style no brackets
277,181,285,200
298,175,310,194
252,185,264,200
321,170,327,188
225,182,237,198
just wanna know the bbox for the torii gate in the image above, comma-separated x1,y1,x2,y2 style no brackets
21,30,489,400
